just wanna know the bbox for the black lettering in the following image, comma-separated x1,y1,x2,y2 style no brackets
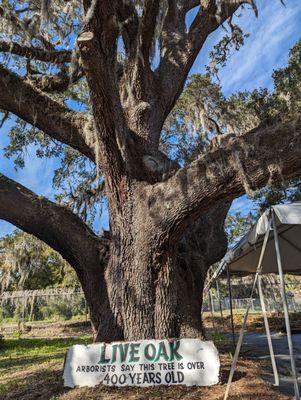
136,372,142,384
155,372,162,384
143,373,150,384
119,374,126,385
111,374,118,385
129,373,136,384
177,371,184,383
103,373,110,384
148,372,156,384
165,372,172,383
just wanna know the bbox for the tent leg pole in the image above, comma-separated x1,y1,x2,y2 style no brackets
223,300,252,400
272,211,300,399
258,274,279,386
216,280,225,330
224,216,272,400
227,264,235,348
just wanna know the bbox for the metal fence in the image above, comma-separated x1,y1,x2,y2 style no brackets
0,288,88,327
203,274,301,315
202,296,300,314
1,287,300,329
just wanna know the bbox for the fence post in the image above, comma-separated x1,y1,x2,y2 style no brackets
22,296,26,331
29,294,35,322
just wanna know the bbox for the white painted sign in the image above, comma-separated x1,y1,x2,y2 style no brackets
63,339,220,388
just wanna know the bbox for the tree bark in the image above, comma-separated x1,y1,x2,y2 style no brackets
93,178,231,341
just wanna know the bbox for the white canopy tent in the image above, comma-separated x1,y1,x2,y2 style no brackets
225,202,301,275
211,203,301,400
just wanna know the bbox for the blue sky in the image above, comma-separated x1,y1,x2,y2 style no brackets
1,0,301,238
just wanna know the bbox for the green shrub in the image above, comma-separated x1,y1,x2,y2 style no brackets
40,297,85,321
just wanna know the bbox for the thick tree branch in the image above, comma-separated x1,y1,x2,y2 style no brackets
138,0,160,62
188,0,241,43
148,116,301,238
157,0,245,128
165,0,179,26
0,41,72,63
27,70,83,92
0,65,95,161
78,2,128,186
0,173,109,271
116,1,139,55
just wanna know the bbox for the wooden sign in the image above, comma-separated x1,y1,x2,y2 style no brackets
63,338,220,387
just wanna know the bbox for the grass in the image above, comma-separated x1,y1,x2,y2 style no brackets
0,335,91,398
0,336,90,365
0,314,87,325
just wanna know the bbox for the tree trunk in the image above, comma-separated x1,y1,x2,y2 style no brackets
90,189,230,342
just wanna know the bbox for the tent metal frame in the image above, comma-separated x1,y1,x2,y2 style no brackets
226,264,236,348
223,210,300,400
216,279,225,331
273,211,300,399
229,224,295,273
257,273,279,386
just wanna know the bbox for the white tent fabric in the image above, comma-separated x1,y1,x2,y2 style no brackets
221,203,301,400
224,202,301,274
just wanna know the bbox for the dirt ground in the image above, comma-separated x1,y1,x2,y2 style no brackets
203,311,301,334
0,352,291,400
0,320,92,338
60,355,294,400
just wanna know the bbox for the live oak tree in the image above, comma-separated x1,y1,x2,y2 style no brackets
0,0,301,342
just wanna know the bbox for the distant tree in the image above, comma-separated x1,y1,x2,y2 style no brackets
0,1,300,342
0,230,78,291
